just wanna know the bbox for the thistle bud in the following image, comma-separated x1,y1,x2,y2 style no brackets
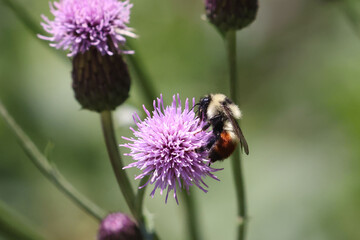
72,47,131,112
205,0,259,33
98,213,143,240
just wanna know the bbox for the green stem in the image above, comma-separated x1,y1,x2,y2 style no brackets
126,40,158,104
136,176,161,240
0,100,106,222
225,30,247,240
100,111,161,240
0,200,45,240
182,191,202,240
134,176,150,222
100,111,136,216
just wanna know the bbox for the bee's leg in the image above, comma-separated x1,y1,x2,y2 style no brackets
196,134,218,153
196,145,207,153
194,122,211,135
205,135,218,149
199,114,222,132
201,122,211,131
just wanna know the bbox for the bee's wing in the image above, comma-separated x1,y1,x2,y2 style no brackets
223,105,249,155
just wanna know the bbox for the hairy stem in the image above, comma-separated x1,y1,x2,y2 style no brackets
225,30,247,240
0,100,106,221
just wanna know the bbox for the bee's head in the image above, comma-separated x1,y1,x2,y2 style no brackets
197,95,211,121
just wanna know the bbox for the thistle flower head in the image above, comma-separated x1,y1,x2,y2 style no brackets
39,0,135,57
98,213,142,240
121,94,221,204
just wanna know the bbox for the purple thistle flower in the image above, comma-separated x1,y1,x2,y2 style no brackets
121,94,222,204
39,0,135,57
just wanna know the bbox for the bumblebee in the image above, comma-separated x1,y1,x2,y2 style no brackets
196,93,249,163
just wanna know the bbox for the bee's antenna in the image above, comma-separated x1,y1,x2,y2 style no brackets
189,103,199,113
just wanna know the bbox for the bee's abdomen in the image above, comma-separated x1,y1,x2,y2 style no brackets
209,131,237,162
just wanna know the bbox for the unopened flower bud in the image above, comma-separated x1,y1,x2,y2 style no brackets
98,213,143,240
205,0,259,33
72,46,131,112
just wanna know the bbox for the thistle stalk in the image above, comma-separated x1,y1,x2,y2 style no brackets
134,176,149,222
225,30,247,240
182,191,202,240
126,41,157,105
100,111,160,240
100,110,136,216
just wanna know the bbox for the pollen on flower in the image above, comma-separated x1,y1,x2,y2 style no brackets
39,0,135,57
121,94,222,204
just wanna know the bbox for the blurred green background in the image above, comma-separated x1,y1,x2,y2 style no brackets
1,0,360,239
